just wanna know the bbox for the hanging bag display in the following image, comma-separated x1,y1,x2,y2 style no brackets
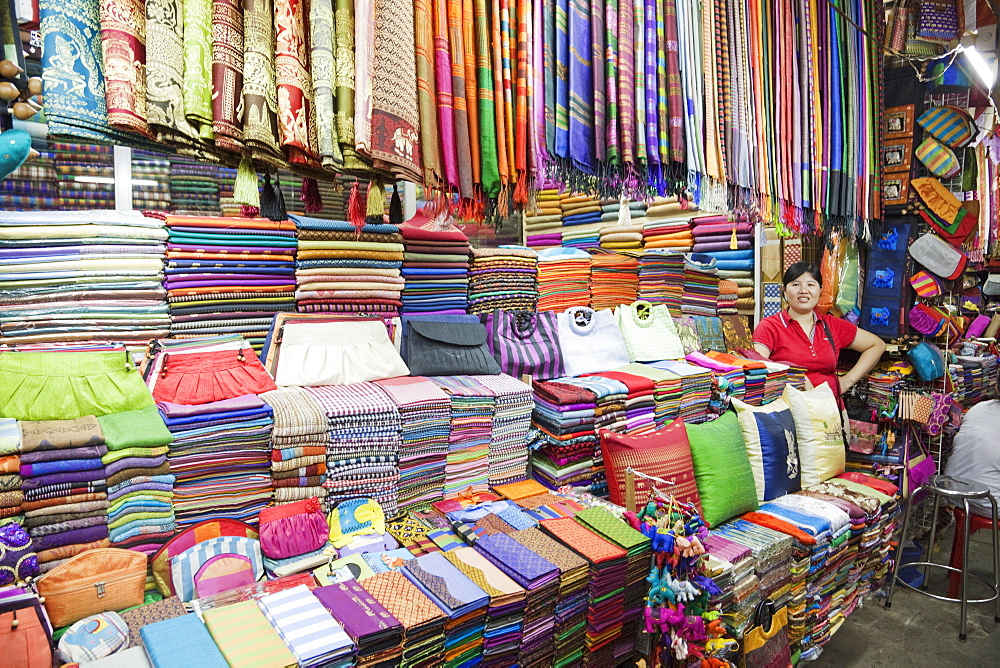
847,420,878,455
908,232,968,280
908,303,950,336
485,310,565,380
273,320,409,386
912,178,979,246
405,320,502,376
743,600,792,668
556,307,630,377
614,301,685,362
903,425,936,498
35,548,146,628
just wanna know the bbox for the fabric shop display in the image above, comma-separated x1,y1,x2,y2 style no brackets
472,374,534,486
400,222,471,315
430,376,495,499
535,247,592,312
468,247,539,314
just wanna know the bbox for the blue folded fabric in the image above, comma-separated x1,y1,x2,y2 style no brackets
702,249,754,260
21,458,104,477
289,215,399,234
714,260,755,271
161,407,274,428
562,213,603,226
140,613,227,668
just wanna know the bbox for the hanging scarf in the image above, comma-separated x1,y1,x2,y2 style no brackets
514,0,531,201
40,0,113,142
98,0,152,138
146,0,199,145
543,0,556,159
604,2,619,166
310,0,344,169
553,0,568,159
643,0,659,180
500,0,517,187
632,1,646,166
414,0,443,188
616,0,635,167
353,0,375,158
462,0,482,187
590,0,606,167
531,0,549,182
241,0,282,163
713,0,731,183
335,0,366,170
476,0,501,197
568,0,594,173
369,0,423,183
662,0,685,166
182,0,214,140
447,0,475,199
211,0,245,154
492,0,512,189
434,0,459,191
655,0,668,174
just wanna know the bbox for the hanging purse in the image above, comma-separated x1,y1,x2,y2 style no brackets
405,320,502,376
908,303,950,336
847,420,878,455
908,232,968,281
743,600,791,668
485,310,565,381
903,425,936,498
907,341,946,382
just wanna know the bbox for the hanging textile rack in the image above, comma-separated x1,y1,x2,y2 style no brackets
624,466,676,512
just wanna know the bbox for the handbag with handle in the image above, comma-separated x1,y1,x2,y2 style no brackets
405,320,502,376
274,320,409,386
614,300,685,362
486,310,565,380
847,420,878,455
743,600,791,668
903,425,936,498
35,548,146,628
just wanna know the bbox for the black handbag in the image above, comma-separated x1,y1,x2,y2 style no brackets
406,320,502,376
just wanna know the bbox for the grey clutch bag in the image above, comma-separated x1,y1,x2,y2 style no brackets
405,320,502,376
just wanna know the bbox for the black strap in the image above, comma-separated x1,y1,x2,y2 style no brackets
818,318,838,357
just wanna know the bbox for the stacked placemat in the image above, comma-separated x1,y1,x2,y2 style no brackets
430,376,495,498
261,387,330,504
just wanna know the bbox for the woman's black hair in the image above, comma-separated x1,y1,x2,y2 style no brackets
782,262,822,288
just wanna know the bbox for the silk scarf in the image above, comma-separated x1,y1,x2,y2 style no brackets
491,0,512,190
414,0,443,188
553,0,568,159
616,0,634,166
604,2,619,166
514,0,530,200
589,0,606,166
447,0,475,199
462,0,482,186
211,0,245,154
568,0,594,172
434,0,459,190
182,0,214,140
242,0,283,162
310,0,344,169
99,0,152,138
475,0,501,197
275,0,320,167
352,0,375,157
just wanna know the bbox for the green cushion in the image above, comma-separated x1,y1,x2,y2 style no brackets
685,411,758,527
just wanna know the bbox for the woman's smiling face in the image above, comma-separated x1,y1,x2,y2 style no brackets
784,271,821,314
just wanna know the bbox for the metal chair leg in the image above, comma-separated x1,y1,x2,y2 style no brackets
886,490,916,609
990,495,1000,624
960,499,972,642
923,492,942,590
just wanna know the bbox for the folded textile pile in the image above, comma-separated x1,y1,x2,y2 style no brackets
691,215,753,253
598,224,644,252
637,249,685,315
559,193,604,251
259,584,358,667
536,247,592,312
53,143,115,210
574,508,652,662
0,419,22,519
401,222,471,315
18,416,111,571
685,352,748,407
613,363,683,427
474,532,561,667
430,376,495,499
525,189,564,250
374,376,451,512
361,570,448,666
599,199,648,224
306,383,402,517
642,198,693,250
951,355,1000,405
468,247,538,314
646,360,714,424
99,406,176,555
292,215,403,318
315,580,404,666
690,225,756,317
706,351,772,406
261,387,330,504
202,599,298,667
530,380,598,494
401,552,490,667
472,374,534,486
508,527,589,667
0,210,168,345
168,157,221,215
590,371,657,434
165,215,297,350
131,151,172,211
717,277,740,315
0,143,58,210
702,533,758,627
589,253,640,310
682,254,720,317
540,517,628,666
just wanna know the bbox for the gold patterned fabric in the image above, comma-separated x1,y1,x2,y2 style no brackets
274,0,320,167
99,0,152,138
242,0,283,162
211,0,246,153
146,0,199,144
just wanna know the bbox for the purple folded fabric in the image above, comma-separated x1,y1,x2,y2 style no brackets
165,279,295,289
313,582,403,643
689,232,753,244
21,468,107,490
28,515,108,536
108,483,175,502
20,458,104,478
103,456,168,478
692,241,753,253
157,394,266,418
167,243,294,255
19,446,108,465
31,524,110,552
691,222,753,236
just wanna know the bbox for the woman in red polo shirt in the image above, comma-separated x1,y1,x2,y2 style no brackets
753,262,885,405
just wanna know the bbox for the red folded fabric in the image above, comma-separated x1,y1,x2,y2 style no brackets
741,512,817,545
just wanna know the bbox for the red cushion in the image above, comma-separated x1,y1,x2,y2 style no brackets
600,418,702,514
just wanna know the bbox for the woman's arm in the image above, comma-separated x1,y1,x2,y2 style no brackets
839,329,886,393
752,342,770,358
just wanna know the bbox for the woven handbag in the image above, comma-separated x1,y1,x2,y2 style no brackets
36,548,146,628
485,310,565,380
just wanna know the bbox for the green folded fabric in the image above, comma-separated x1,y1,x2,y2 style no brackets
98,406,173,451
101,445,170,465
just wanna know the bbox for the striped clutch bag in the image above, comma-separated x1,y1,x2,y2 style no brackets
917,105,976,148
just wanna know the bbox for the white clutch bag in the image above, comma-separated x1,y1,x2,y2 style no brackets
274,320,409,386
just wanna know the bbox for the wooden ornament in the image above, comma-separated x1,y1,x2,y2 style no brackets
0,60,23,78
12,100,40,120
27,77,42,96
0,82,19,101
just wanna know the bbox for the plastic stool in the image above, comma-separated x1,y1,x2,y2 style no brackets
884,475,1000,641
949,509,1000,598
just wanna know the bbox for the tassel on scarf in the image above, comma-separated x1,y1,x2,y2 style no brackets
347,181,365,234
366,180,386,226
259,172,280,220
271,173,288,221
389,183,403,225
234,156,260,208
300,178,323,213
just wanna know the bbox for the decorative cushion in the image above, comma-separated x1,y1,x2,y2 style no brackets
599,418,702,514
917,105,976,147
684,412,758,527
915,136,960,178
782,384,846,488
731,398,802,504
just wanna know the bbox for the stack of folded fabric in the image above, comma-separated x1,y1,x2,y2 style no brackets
589,253,640,310
374,377,451,513
361,570,448,666
292,215,404,318
131,150,172,211
647,360,714,424
18,416,111,571
574,508,652,662
524,189,565,250
598,224,644,252
560,224,603,251
261,387,330,504
540,517,628,666
691,215,753,253
444,546,527,668
0,210,169,345
590,372,657,434
703,533,759,629
686,352,748,405
530,380,598,493
559,193,604,250
314,580,404,666
705,351,768,405
401,552,490,667
168,157,221,215
614,363,683,426
217,166,242,217
637,249,686,314
202,600,298,666
99,407,176,555
599,199,647,225
53,142,115,209
467,247,539,314
536,247,592,312
430,376,495,498
0,144,58,210
400,221,471,315
556,376,630,496
472,374,533,486
0,419,21,520
681,254,720,316
508,528,590,667
642,198,693,250
474,532,561,667
717,278,739,315
258,584,358,667
165,215,297,349
306,383,402,517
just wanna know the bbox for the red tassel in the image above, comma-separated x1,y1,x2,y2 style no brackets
513,170,528,206
300,178,323,213
241,205,260,218
347,181,365,234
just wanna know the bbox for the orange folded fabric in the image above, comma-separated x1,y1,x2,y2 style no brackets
165,216,297,232
0,455,18,474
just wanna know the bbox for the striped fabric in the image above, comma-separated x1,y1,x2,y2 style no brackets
915,137,960,178
170,535,263,602
916,105,976,148
203,600,297,667
486,310,565,381
909,271,942,298
258,585,355,665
